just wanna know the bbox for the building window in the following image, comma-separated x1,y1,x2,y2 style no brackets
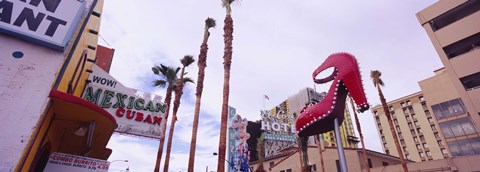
447,137,480,156
431,99,466,119
460,71,480,90
411,130,416,135
409,107,415,114
403,109,409,115
384,143,388,148
408,123,413,128
420,135,425,142
417,128,423,134
368,159,373,168
389,106,394,111
429,0,480,31
426,151,432,157
438,140,444,146
286,169,292,172
401,102,406,107
443,31,480,59
394,119,398,125
441,149,448,155
439,117,477,139
414,137,419,142
415,121,420,126
419,96,425,102
374,111,378,116
270,161,274,168
382,162,389,166
422,103,428,111
416,144,421,150
419,152,425,157
396,126,401,131
428,118,434,123
406,100,412,106
406,116,411,121
423,143,429,148
425,110,431,115
412,114,417,119
281,170,285,172
406,154,411,160
434,133,440,139
386,150,390,155
401,140,406,145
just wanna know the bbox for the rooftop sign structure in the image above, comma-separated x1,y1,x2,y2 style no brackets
0,0,86,51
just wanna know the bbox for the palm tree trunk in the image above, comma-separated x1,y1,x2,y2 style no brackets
187,31,210,172
377,86,408,172
349,97,369,172
164,68,186,172
217,14,233,172
154,86,173,172
315,135,325,172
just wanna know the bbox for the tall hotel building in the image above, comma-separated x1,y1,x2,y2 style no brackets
417,0,480,158
373,0,480,164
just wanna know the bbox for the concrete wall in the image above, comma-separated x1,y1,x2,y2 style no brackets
371,154,480,172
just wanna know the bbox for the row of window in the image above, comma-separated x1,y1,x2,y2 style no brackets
448,137,480,156
431,98,466,119
439,117,477,139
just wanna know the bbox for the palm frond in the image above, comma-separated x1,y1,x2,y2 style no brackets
370,70,384,87
206,17,216,29
222,0,236,7
183,77,195,84
152,66,161,75
153,80,167,88
180,55,195,67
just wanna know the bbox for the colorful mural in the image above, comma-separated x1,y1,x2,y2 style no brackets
228,107,250,172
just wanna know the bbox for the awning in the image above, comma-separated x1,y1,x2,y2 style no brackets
48,89,116,160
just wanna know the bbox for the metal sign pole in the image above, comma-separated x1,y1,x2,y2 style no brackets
334,118,348,172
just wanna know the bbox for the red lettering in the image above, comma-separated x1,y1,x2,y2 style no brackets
135,112,144,121
153,116,162,125
126,110,135,119
116,108,125,117
143,115,152,124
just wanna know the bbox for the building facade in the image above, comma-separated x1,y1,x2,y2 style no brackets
249,146,403,172
372,92,448,162
417,0,480,157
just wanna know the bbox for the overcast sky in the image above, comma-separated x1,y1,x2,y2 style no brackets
99,1,442,171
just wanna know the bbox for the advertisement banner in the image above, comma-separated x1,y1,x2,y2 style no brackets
0,0,86,51
227,106,250,172
43,152,109,172
82,64,167,138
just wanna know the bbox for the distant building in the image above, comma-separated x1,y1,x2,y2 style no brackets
372,91,448,162
249,146,405,172
417,0,480,157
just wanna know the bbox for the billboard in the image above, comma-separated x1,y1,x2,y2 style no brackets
82,64,167,138
227,106,250,172
43,152,109,172
0,0,86,51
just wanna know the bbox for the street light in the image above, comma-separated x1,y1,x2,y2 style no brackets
110,160,128,163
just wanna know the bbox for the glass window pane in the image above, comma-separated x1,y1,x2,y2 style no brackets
459,117,477,135
432,105,443,119
441,102,453,118
440,122,455,138
450,99,465,115
469,137,480,154
458,139,475,156
450,120,466,137
448,141,462,156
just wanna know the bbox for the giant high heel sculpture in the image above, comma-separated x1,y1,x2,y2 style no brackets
295,53,370,172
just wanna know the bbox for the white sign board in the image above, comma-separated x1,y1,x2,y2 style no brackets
43,152,109,172
0,0,86,51
82,64,167,138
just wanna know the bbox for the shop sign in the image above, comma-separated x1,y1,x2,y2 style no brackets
43,152,109,172
0,0,86,51
82,64,167,139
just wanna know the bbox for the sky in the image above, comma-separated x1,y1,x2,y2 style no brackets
99,0,443,171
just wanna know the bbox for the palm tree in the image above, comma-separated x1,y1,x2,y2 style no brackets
370,70,408,172
255,134,266,172
152,64,180,172
164,55,195,172
218,0,236,171
187,17,216,172
348,96,369,172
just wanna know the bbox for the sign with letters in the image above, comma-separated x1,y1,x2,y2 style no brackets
43,152,109,172
82,64,167,139
0,0,86,51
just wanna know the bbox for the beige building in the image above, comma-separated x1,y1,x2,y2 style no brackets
249,146,403,172
372,92,448,162
417,0,480,157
